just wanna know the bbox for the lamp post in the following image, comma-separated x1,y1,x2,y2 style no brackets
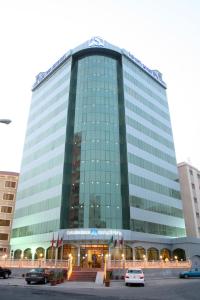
39,253,43,267
0,119,11,125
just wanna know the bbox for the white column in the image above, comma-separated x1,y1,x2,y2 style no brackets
77,245,80,266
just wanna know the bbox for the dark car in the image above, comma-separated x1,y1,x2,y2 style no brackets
0,266,12,279
25,268,52,284
179,268,200,279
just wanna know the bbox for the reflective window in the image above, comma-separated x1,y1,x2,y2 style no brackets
68,55,122,229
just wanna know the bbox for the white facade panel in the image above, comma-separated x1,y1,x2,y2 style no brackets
130,207,185,228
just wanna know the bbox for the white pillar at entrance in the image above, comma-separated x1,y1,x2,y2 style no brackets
132,246,135,260
44,248,47,260
77,245,80,266
32,248,36,260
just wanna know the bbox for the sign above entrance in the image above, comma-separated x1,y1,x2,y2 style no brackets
65,228,122,237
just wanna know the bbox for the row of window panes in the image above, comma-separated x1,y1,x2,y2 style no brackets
124,85,169,121
0,248,7,252
70,204,121,210
125,99,172,135
24,117,66,150
5,181,16,188
74,113,119,124
78,61,116,70
130,219,186,237
127,153,178,181
72,130,119,142
1,206,12,213
31,63,71,110
32,73,67,106
126,116,174,149
129,195,183,218
17,175,62,201
78,173,121,184
20,154,64,183
22,134,65,166
77,78,116,87
80,150,120,161
0,219,10,226
129,174,181,199
79,161,120,172
76,92,118,101
79,172,120,183
123,70,167,108
29,87,69,126
80,142,120,152
0,233,8,240
89,219,121,229
2,193,14,200
77,76,117,85
75,105,118,115
123,58,166,95
75,127,119,139
79,55,116,66
78,66,117,75
74,193,121,204
27,100,68,137
11,219,59,238
79,182,121,194
14,196,60,219
127,134,176,165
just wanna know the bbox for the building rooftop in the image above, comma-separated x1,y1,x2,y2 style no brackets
32,37,167,91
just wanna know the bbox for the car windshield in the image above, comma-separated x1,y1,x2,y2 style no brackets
29,268,44,273
127,269,142,274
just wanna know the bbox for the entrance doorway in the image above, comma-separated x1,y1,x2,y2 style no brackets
80,244,108,268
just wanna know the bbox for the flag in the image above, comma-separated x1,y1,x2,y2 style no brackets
120,236,124,248
57,235,63,248
109,235,114,247
51,233,55,247
59,236,63,248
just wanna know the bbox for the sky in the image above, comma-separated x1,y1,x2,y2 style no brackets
0,0,200,172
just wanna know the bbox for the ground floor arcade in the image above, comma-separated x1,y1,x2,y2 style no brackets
10,229,200,268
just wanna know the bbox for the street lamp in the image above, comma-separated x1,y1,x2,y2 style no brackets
0,119,11,125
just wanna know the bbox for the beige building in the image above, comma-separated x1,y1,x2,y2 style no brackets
178,162,200,238
0,171,19,257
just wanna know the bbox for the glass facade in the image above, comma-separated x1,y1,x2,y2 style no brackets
11,39,186,252
11,59,71,239
63,54,123,229
123,56,185,237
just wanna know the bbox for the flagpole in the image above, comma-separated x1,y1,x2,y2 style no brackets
51,233,55,261
55,234,59,266
61,236,64,261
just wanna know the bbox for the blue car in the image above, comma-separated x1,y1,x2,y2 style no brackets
179,268,200,278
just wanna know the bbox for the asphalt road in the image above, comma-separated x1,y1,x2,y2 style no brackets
0,278,200,300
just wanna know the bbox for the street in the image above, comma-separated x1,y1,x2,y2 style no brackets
0,278,200,300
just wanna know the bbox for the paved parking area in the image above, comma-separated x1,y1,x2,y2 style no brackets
1,277,200,300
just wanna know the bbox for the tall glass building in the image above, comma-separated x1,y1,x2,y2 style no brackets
11,37,186,265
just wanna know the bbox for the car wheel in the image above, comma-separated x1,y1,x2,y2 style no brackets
141,283,145,287
184,275,189,279
3,273,9,279
27,281,31,284
125,283,128,286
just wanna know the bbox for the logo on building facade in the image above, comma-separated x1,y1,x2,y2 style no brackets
90,228,98,236
88,36,104,48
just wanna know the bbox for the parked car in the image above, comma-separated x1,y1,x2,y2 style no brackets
25,268,53,284
0,266,11,279
179,268,200,279
125,268,145,286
